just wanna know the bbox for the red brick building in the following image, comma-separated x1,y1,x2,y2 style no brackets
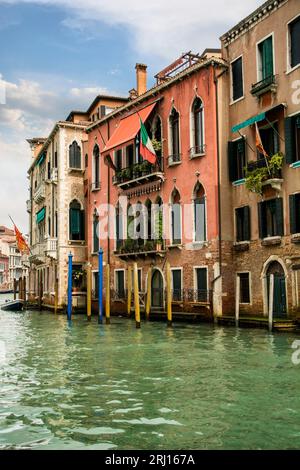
85,52,232,317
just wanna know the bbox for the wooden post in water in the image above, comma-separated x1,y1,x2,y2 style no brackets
133,262,141,329
18,278,22,300
127,266,132,317
54,278,59,315
86,264,92,322
23,277,27,305
269,274,274,332
105,264,111,325
235,275,240,328
145,267,152,321
13,278,17,300
38,279,43,311
166,263,172,327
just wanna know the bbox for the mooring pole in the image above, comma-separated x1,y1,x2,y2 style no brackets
67,252,73,321
105,264,111,324
269,274,274,333
86,264,92,322
166,263,173,327
98,249,104,324
127,266,132,317
13,278,17,300
133,262,141,329
54,278,58,315
18,278,22,300
23,276,27,306
146,267,152,321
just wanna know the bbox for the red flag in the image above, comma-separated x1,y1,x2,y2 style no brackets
14,225,30,254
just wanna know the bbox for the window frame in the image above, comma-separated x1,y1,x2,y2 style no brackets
190,97,205,155
168,107,181,160
256,32,275,82
230,55,244,104
237,271,252,305
287,14,300,73
114,269,126,299
193,266,209,303
170,267,183,302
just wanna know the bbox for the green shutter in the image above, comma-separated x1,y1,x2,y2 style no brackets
36,207,46,224
228,141,237,182
285,117,295,164
258,202,265,239
70,209,80,235
275,198,284,236
290,195,296,235
263,36,273,79
244,206,251,241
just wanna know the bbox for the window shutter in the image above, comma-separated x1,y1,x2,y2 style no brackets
275,198,284,236
263,36,273,78
258,202,265,239
228,141,237,182
243,206,251,241
290,18,300,69
285,117,295,164
290,194,296,235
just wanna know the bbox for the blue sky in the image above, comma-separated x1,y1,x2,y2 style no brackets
0,0,262,232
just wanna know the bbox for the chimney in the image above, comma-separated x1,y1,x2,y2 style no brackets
136,63,147,96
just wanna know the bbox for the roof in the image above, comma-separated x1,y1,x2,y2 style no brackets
87,55,227,132
220,0,288,46
86,94,129,115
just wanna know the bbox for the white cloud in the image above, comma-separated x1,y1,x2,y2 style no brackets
70,86,110,98
0,0,263,58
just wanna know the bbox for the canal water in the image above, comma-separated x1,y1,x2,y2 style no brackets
0,295,300,450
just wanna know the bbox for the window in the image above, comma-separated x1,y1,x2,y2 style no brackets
231,57,244,101
290,193,300,234
170,189,181,245
236,206,251,242
191,98,204,154
126,144,134,168
131,269,142,292
285,114,300,164
85,154,88,168
195,268,208,302
238,273,250,304
172,269,182,301
115,149,123,171
193,183,206,242
258,198,284,239
169,108,180,158
93,213,99,253
69,200,85,241
153,116,162,162
93,145,100,189
115,270,125,299
116,203,123,250
228,138,246,182
69,141,81,169
258,123,279,158
145,200,152,241
258,36,274,81
289,16,300,69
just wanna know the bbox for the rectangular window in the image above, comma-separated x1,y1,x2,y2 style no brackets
126,145,134,168
258,123,279,158
238,273,250,304
258,198,284,239
228,138,246,182
290,193,300,234
290,16,300,69
115,149,123,171
231,57,244,101
258,36,274,80
172,269,182,301
285,115,300,164
93,217,99,253
115,270,125,299
195,267,208,302
236,206,251,242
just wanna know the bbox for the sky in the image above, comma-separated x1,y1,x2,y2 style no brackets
0,0,263,234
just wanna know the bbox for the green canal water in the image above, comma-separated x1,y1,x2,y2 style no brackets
1,296,300,450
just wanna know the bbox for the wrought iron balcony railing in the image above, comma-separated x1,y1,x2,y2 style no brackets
115,239,166,257
189,145,206,158
113,157,164,187
168,153,182,166
251,75,277,97
246,157,282,179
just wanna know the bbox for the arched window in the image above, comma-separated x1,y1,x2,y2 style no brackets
69,141,81,169
171,189,182,245
153,116,163,169
154,196,163,242
193,183,206,242
93,210,99,253
191,98,204,156
85,154,88,168
116,203,123,250
145,199,152,241
69,200,85,241
169,108,180,162
93,145,100,190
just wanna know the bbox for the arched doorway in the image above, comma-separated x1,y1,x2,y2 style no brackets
151,269,164,309
267,261,287,318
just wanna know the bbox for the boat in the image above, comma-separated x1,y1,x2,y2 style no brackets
0,299,24,312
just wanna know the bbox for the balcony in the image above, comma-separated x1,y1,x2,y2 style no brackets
189,145,206,159
251,75,277,97
246,156,283,193
26,200,31,213
46,238,58,259
168,154,182,166
28,242,46,265
34,184,46,204
113,158,164,189
115,239,166,260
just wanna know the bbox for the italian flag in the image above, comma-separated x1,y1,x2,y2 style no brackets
139,119,157,164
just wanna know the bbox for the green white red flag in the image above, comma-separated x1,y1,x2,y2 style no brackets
139,119,157,164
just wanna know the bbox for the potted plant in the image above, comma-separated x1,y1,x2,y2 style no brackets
245,152,284,195
140,160,152,175
133,163,142,179
73,269,84,292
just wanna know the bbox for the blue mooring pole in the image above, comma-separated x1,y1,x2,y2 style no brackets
98,249,104,324
67,252,73,321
